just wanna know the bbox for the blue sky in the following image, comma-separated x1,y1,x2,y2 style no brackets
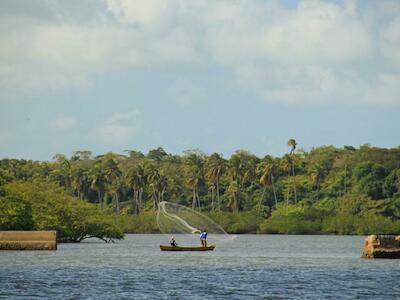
1,0,399,160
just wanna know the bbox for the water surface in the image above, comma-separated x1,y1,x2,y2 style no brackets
1,234,399,299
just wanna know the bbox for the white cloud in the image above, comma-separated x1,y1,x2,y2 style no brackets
96,110,141,144
0,4,197,96
106,0,177,30
0,0,399,106
50,114,77,130
236,64,338,104
204,0,372,65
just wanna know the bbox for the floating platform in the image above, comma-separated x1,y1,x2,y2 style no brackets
362,235,400,258
160,245,215,251
0,231,57,250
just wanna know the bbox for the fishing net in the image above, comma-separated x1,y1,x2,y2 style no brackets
157,201,234,244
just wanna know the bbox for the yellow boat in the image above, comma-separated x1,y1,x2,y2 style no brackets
160,245,215,251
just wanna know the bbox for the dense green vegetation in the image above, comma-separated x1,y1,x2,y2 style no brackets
0,181,123,242
1,142,400,236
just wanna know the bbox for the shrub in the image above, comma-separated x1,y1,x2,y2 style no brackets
3,181,123,242
0,194,33,230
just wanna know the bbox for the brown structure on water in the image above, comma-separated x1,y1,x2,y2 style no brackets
362,235,400,258
0,231,57,250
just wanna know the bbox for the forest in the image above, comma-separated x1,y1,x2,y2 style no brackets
1,140,400,241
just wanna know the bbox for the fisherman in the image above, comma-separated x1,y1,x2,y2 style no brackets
200,230,208,247
170,236,177,247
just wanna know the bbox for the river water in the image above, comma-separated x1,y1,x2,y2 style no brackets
1,234,399,299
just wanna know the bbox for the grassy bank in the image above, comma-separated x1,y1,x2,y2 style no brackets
116,203,400,235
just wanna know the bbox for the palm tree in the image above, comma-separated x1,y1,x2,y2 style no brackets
228,150,259,212
227,154,243,212
70,165,90,200
206,153,225,211
109,177,125,214
183,151,205,210
226,181,239,212
288,139,297,155
104,158,122,206
187,169,202,210
309,163,325,201
126,164,145,214
90,166,106,207
287,138,298,203
281,155,292,210
51,154,72,190
147,168,167,211
257,159,278,213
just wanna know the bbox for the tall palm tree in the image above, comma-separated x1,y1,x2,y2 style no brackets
281,155,292,210
90,166,106,207
257,159,278,213
309,163,325,201
104,158,122,207
127,164,145,214
206,153,225,211
227,154,243,212
287,138,298,203
50,154,72,190
183,151,205,210
109,177,125,214
147,168,167,211
288,139,297,155
187,169,202,210
70,165,90,200
226,181,239,212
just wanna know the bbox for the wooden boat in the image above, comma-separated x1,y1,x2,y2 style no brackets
160,245,215,251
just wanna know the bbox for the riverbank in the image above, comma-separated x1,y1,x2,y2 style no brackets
116,211,400,235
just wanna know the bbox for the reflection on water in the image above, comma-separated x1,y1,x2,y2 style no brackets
1,235,400,299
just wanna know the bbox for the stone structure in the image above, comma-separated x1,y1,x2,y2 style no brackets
362,235,400,258
0,231,57,250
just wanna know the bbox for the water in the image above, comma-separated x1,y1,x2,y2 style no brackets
1,234,400,299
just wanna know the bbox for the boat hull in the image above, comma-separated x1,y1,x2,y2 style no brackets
160,245,215,251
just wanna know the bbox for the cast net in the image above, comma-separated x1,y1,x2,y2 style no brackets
157,201,234,244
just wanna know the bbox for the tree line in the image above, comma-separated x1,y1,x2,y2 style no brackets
1,141,400,236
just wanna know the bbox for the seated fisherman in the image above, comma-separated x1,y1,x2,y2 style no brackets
170,236,177,247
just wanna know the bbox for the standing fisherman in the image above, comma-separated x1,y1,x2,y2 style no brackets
200,230,208,247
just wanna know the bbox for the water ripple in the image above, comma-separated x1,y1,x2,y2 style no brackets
1,235,400,299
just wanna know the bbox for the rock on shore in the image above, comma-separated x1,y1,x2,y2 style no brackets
362,235,400,258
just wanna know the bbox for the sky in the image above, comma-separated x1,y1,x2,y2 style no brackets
0,0,400,161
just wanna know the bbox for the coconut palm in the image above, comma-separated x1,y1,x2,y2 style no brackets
187,169,203,210
50,154,72,190
281,155,292,210
70,165,90,200
126,164,145,214
288,139,297,155
90,166,106,207
227,154,243,212
109,177,125,214
206,153,225,211
104,158,122,206
287,138,298,203
257,159,278,213
183,151,205,210
226,181,239,212
147,167,167,210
